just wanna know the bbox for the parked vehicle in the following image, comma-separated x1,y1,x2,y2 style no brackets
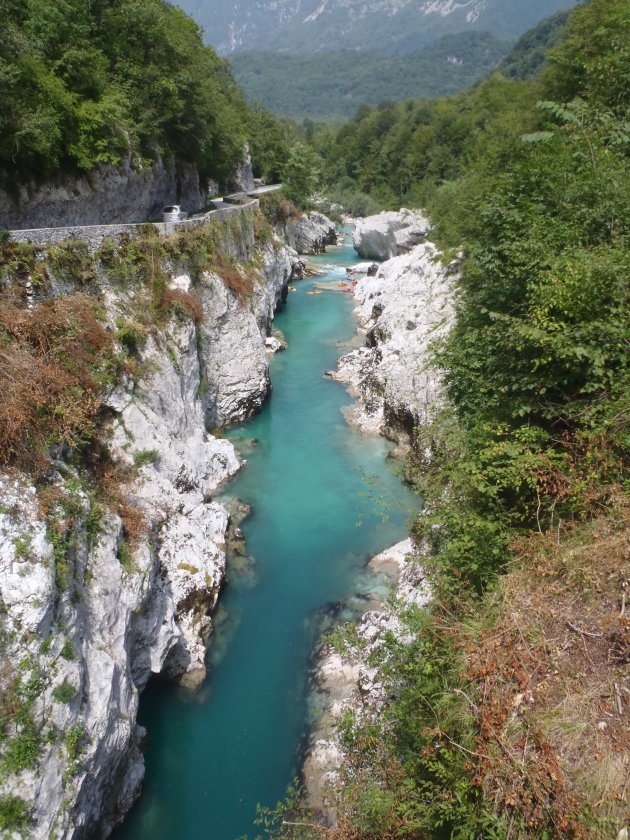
162,205,187,222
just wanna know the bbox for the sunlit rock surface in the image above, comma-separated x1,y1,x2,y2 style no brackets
352,208,430,260
335,239,456,442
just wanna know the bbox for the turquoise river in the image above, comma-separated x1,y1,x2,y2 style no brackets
116,233,417,839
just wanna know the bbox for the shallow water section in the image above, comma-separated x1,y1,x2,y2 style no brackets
116,235,416,840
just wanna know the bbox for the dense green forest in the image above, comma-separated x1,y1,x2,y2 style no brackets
231,32,510,121
497,7,571,80
271,0,630,836
0,0,288,189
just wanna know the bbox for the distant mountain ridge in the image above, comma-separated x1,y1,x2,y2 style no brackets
231,31,511,119
176,0,578,54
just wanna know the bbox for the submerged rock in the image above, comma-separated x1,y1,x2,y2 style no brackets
265,335,286,353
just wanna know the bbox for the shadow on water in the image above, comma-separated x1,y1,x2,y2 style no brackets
114,234,418,840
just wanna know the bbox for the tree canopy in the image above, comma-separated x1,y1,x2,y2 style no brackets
0,0,287,188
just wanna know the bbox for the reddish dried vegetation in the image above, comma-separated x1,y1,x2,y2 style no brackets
156,287,204,323
0,291,113,472
214,252,255,299
464,496,630,837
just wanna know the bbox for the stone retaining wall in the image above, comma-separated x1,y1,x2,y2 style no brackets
7,200,259,251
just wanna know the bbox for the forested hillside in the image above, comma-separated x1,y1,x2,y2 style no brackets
0,0,287,190
274,0,630,835
231,33,510,120
497,7,571,80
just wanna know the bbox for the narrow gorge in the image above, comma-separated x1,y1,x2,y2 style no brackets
0,205,449,838
3,1,626,837
113,218,443,839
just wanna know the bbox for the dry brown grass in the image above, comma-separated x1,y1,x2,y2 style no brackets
212,251,255,299
0,291,113,472
157,287,204,322
465,493,630,837
85,443,147,545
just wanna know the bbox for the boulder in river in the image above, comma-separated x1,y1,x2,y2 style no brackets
285,211,337,255
353,208,430,260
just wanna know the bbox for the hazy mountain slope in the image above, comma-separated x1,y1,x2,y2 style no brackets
176,0,578,54
231,32,510,119
497,8,571,79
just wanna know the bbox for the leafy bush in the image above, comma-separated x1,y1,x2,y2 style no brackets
259,192,299,226
52,680,76,704
60,640,74,662
282,143,321,208
0,0,252,187
0,796,29,831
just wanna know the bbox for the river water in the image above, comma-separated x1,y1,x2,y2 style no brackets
116,233,416,839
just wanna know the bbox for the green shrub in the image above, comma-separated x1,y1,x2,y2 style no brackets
52,680,76,704
116,320,147,355
117,540,134,572
132,449,159,469
0,796,29,831
60,640,75,661
3,726,40,773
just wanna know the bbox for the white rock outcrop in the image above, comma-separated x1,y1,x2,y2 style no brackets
333,240,456,441
303,224,457,821
352,208,430,260
0,212,298,838
303,540,430,824
285,211,337,255
199,240,298,425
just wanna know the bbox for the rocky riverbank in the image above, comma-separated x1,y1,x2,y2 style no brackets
303,539,430,824
0,209,302,838
303,210,457,822
333,235,457,444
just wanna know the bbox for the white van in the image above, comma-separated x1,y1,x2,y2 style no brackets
162,205,187,222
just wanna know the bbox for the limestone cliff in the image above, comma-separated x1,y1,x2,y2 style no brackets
284,211,337,255
352,208,430,261
0,207,300,837
334,235,457,443
0,157,209,231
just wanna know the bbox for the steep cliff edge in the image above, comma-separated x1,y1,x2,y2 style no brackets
284,212,337,255
0,207,300,837
0,158,209,231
